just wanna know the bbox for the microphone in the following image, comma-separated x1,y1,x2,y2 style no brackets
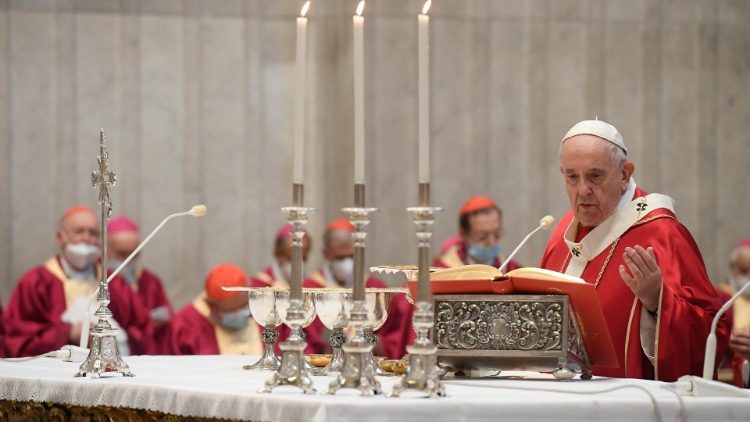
498,215,555,273
106,204,207,283
702,279,750,379
79,205,207,347
668,278,750,398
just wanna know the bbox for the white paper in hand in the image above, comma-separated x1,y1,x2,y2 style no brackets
60,295,91,324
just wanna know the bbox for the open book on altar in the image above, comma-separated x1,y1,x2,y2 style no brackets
406,265,618,368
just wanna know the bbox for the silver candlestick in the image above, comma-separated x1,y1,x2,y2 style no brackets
391,183,445,397
76,129,133,379
261,183,316,394
328,183,381,396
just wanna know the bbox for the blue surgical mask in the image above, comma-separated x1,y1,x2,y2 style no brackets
219,307,251,330
468,243,501,264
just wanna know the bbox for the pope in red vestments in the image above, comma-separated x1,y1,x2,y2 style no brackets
3,206,153,357
249,224,325,354
108,216,174,354
539,120,729,382
169,264,261,355
433,195,521,271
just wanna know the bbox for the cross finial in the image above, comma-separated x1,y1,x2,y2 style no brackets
91,129,117,218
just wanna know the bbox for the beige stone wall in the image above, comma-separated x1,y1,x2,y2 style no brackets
1,0,749,309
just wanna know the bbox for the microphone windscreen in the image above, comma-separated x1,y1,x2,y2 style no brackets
190,204,207,217
540,215,555,229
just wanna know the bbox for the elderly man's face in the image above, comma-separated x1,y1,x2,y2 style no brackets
463,209,502,248
56,212,100,249
560,135,634,227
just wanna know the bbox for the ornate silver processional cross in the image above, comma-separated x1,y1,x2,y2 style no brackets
76,129,133,378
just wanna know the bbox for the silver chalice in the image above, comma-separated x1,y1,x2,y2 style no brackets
244,287,282,370
276,289,317,371
312,289,353,375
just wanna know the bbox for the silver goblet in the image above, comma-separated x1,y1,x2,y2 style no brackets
364,289,393,375
244,288,282,370
276,289,317,370
312,290,353,375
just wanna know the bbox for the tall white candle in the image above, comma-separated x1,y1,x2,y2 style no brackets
353,0,365,185
293,1,310,184
418,1,431,184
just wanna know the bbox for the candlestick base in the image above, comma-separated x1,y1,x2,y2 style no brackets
76,289,133,378
260,299,315,394
390,301,444,398
327,301,382,396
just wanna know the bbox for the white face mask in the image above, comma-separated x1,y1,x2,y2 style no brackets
330,257,354,286
64,242,101,271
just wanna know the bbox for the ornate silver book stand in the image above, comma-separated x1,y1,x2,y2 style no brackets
433,294,592,380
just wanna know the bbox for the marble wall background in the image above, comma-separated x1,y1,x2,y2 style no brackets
1,0,749,309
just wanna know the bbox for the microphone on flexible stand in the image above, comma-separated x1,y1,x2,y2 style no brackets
78,204,208,349
498,215,556,273
703,280,750,379
106,204,207,283
670,280,750,397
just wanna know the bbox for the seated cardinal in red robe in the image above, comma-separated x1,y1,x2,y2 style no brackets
249,224,325,354
306,219,412,359
539,119,729,382
3,206,153,357
107,216,173,354
433,195,521,271
169,264,261,355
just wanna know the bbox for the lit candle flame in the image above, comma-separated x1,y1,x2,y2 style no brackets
300,1,310,17
355,0,365,16
421,0,431,15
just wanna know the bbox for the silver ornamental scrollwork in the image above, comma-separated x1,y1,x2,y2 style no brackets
567,310,586,359
435,300,563,351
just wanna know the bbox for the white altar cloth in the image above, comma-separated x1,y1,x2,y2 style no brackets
1,355,748,421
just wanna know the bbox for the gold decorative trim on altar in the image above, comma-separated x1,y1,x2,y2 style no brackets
0,399,265,422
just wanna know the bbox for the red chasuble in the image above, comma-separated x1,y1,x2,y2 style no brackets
433,242,521,271
3,257,154,357
540,187,730,381
133,268,173,354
